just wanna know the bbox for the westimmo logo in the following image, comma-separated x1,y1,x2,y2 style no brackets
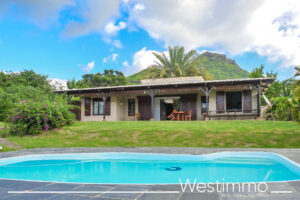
179,179,268,193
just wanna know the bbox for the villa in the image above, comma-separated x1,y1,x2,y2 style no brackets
59,76,275,121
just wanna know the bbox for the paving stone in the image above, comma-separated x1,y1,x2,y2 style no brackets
179,192,220,200
0,179,49,190
288,181,300,194
150,184,182,191
0,187,15,199
70,185,114,197
47,194,97,200
2,193,56,200
138,193,180,200
99,185,151,200
33,183,83,191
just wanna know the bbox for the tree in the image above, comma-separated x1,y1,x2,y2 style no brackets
67,70,127,89
102,69,127,86
0,70,52,91
248,64,265,78
147,46,213,80
295,66,300,77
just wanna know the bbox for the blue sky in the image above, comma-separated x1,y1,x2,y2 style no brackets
0,0,299,85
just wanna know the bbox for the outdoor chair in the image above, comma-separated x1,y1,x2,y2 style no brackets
167,110,177,120
135,113,141,120
185,110,192,121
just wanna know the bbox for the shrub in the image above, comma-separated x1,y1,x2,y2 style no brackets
269,97,292,121
291,83,300,123
7,100,75,136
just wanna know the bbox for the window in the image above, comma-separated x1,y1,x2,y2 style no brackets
93,98,104,115
128,99,135,116
226,92,242,111
201,96,209,114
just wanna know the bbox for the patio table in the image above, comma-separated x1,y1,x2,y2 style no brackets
174,111,186,121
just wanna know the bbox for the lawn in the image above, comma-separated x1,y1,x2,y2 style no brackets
3,121,300,149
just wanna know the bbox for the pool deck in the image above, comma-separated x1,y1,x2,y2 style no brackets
0,147,300,200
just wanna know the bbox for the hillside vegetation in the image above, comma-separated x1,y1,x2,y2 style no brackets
127,52,249,83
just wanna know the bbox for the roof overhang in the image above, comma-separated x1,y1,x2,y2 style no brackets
54,78,275,95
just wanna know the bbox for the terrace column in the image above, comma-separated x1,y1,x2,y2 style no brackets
144,89,160,120
99,92,110,121
251,83,261,117
199,86,215,116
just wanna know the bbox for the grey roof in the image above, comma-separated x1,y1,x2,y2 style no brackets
55,77,275,94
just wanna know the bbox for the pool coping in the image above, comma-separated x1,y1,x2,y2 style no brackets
1,147,300,199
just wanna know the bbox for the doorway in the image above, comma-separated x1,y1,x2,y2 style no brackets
159,98,180,120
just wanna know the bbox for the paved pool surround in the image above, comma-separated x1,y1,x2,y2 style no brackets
0,147,300,200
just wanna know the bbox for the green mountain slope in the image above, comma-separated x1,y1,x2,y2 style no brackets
126,52,249,83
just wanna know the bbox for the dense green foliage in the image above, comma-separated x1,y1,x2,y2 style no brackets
0,85,55,121
67,69,127,89
7,100,74,136
291,69,300,122
248,65,300,122
127,51,248,82
0,70,75,134
0,70,52,91
268,97,292,121
6,121,300,148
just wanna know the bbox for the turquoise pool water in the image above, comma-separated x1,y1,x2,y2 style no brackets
0,152,300,184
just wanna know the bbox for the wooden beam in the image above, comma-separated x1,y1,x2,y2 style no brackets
199,86,215,116
98,92,109,121
144,89,160,119
214,84,251,90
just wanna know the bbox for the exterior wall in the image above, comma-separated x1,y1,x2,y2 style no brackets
79,88,260,121
80,96,118,121
115,94,139,121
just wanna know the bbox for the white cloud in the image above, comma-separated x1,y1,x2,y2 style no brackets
47,78,67,90
0,0,74,27
80,61,95,73
112,53,118,61
63,0,120,37
128,0,300,68
122,47,160,75
103,57,108,63
105,21,126,35
122,60,129,67
103,53,118,63
113,40,123,48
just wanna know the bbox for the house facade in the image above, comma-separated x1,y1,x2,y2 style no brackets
60,77,274,121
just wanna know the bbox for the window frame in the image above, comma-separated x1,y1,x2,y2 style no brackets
226,91,242,112
93,98,104,115
128,99,135,116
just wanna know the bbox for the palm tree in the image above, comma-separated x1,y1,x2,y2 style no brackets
295,66,300,77
147,46,212,80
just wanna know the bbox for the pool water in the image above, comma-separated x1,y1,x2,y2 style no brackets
0,152,300,184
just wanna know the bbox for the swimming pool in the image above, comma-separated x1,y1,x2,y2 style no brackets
0,152,300,184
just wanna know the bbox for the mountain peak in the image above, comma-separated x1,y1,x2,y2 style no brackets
201,51,237,66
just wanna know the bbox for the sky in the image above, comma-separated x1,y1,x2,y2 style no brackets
0,0,299,86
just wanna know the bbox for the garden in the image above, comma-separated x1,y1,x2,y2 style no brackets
0,64,299,151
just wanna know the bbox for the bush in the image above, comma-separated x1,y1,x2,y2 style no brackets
269,97,292,121
0,85,54,121
7,100,75,136
291,83,300,123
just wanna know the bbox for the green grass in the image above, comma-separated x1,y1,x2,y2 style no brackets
0,145,16,152
5,121,300,149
